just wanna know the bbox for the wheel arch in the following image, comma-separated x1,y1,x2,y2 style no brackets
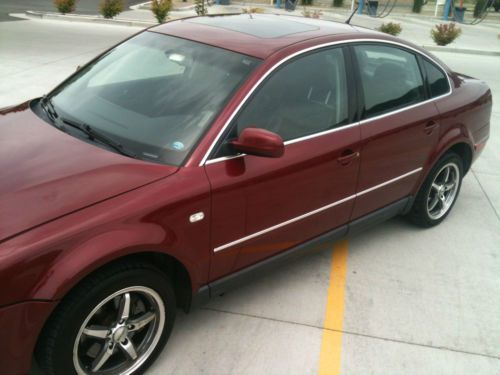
412,128,473,196
33,250,193,364
32,245,196,313
34,251,188,375
448,142,473,174
78,251,195,312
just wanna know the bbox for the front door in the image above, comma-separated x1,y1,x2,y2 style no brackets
205,46,361,280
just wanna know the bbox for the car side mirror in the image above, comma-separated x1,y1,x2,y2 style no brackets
231,127,284,158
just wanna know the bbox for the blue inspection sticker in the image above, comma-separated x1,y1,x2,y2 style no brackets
171,141,185,151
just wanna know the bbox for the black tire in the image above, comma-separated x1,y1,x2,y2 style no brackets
36,261,176,375
408,152,464,228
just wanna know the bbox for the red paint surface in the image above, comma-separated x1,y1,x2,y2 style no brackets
0,301,56,375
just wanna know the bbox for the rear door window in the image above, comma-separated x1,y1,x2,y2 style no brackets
353,44,426,119
422,58,450,98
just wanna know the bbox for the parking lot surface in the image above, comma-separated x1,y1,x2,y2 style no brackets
0,16,498,375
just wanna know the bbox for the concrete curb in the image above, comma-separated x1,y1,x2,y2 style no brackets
23,10,156,28
130,1,153,10
422,45,500,56
132,1,197,11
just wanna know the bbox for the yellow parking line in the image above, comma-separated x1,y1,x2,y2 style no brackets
318,240,349,375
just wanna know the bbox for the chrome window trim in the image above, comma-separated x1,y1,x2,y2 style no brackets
213,167,422,252
358,91,449,125
199,38,452,167
206,153,245,165
205,121,360,165
283,121,360,145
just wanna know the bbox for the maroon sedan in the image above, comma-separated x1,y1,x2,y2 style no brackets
0,14,491,375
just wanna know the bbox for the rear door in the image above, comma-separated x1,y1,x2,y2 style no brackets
350,43,442,219
205,46,361,280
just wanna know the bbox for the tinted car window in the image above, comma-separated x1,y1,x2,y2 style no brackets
422,59,450,98
354,44,425,119
234,47,349,142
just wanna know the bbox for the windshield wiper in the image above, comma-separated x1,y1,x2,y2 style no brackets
40,95,61,125
59,117,137,159
40,96,136,159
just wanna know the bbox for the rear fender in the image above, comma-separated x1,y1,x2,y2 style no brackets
411,125,473,196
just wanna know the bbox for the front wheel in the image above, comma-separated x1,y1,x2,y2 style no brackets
36,262,176,375
409,152,463,227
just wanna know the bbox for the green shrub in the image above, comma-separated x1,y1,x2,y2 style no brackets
301,0,313,5
152,0,172,23
431,23,462,46
412,0,423,13
333,0,344,7
473,0,486,17
100,0,123,19
195,0,207,15
377,22,402,36
53,0,77,14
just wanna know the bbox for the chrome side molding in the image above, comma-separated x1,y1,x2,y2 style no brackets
213,168,422,252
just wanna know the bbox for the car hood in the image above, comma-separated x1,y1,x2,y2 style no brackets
0,101,178,242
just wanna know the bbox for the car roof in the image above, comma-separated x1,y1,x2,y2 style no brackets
151,14,370,59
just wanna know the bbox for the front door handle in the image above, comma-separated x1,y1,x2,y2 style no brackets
337,150,360,166
424,120,439,135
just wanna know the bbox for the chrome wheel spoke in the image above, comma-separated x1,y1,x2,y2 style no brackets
428,195,439,211
120,339,138,360
442,167,450,183
444,182,455,191
129,311,156,332
117,292,131,322
91,342,114,372
432,182,441,191
439,195,446,207
83,325,109,340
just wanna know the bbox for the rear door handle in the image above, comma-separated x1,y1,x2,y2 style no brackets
337,150,360,166
424,120,439,135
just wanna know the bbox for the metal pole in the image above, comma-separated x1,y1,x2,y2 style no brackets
351,0,355,12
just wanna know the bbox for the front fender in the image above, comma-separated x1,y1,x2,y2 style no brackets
30,224,183,301
0,167,211,306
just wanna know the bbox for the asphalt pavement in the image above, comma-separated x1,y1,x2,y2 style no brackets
0,11,499,375
0,0,144,21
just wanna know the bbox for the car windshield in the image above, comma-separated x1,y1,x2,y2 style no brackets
48,31,260,166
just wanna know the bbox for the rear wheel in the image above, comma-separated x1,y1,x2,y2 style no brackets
37,262,176,375
409,152,463,227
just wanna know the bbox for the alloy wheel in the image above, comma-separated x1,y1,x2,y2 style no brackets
73,286,165,375
426,162,460,220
